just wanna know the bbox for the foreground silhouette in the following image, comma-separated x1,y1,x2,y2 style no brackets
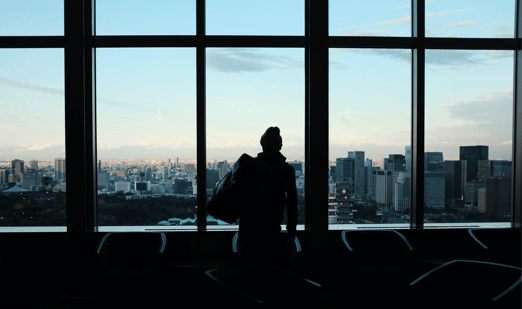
238,126,298,265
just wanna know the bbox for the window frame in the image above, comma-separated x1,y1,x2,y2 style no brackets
0,0,520,239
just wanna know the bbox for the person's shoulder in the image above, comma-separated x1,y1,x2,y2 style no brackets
281,162,295,173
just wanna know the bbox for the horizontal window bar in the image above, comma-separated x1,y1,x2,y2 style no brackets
0,36,65,48
329,37,520,50
94,35,197,48
205,36,305,47
424,38,520,50
329,36,415,49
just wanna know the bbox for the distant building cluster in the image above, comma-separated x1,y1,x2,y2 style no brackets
0,158,64,193
329,145,512,223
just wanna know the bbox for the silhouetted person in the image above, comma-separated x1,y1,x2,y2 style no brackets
238,126,298,265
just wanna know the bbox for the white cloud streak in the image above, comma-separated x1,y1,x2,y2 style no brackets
380,7,475,25
0,77,63,96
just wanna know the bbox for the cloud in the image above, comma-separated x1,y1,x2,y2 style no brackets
207,49,301,73
425,8,474,19
502,141,512,145
494,33,514,38
379,8,474,25
484,22,512,34
341,30,390,36
440,89,512,126
425,50,483,66
398,4,410,9
25,143,58,151
380,16,411,25
0,77,64,96
446,20,478,29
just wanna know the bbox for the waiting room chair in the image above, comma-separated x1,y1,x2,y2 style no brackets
96,232,167,272
468,228,521,267
409,259,521,307
232,230,301,269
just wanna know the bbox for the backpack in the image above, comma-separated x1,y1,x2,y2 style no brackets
206,153,271,224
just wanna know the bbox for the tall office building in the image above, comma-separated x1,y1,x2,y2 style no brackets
12,159,24,175
375,170,393,206
97,171,109,191
425,172,445,210
175,178,192,194
330,165,337,182
384,154,405,172
394,172,411,212
444,161,466,208
365,165,379,197
336,158,355,184
29,160,39,169
460,145,488,182
483,176,511,214
477,160,512,181
425,152,444,172
185,164,195,175
206,169,220,189
55,158,66,180
0,169,9,185
405,146,411,173
348,151,365,198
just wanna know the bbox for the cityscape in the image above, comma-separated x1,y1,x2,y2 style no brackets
0,144,511,227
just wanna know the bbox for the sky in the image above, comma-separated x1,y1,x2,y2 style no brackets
0,0,516,162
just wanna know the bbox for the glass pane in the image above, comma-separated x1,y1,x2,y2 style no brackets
206,48,305,230
96,48,197,230
0,49,66,229
425,50,513,225
206,0,304,35
0,0,63,36
329,48,411,227
426,0,515,38
96,0,196,35
329,0,411,37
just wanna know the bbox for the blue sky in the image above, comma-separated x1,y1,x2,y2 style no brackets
0,0,516,162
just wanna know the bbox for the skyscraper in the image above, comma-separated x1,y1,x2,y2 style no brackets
444,160,465,208
336,158,355,184
29,160,39,169
460,145,488,182
384,154,405,172
55,158,66,180
12,159,24,175
348,151,364,198
405,145,411,173
425,172,445,209
425,152,444,172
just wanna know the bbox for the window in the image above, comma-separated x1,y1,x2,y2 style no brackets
0,1,519,234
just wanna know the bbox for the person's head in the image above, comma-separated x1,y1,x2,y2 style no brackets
260,126,283,153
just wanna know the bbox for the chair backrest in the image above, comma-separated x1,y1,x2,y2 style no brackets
232,231,301,254
410,259,521,302
96,232,167,271
341,230,415,260
232,231,301,268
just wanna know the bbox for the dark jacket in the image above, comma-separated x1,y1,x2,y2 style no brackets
238,151,298,235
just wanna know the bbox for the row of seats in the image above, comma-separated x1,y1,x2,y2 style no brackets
89,228,520,307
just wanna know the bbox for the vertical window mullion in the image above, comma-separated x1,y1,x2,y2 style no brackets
512,0,522,228
88,0,97,232
411,0,425,230
304,0,310,231
308,0,329,251
197,0,207,231
64,0,88,236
